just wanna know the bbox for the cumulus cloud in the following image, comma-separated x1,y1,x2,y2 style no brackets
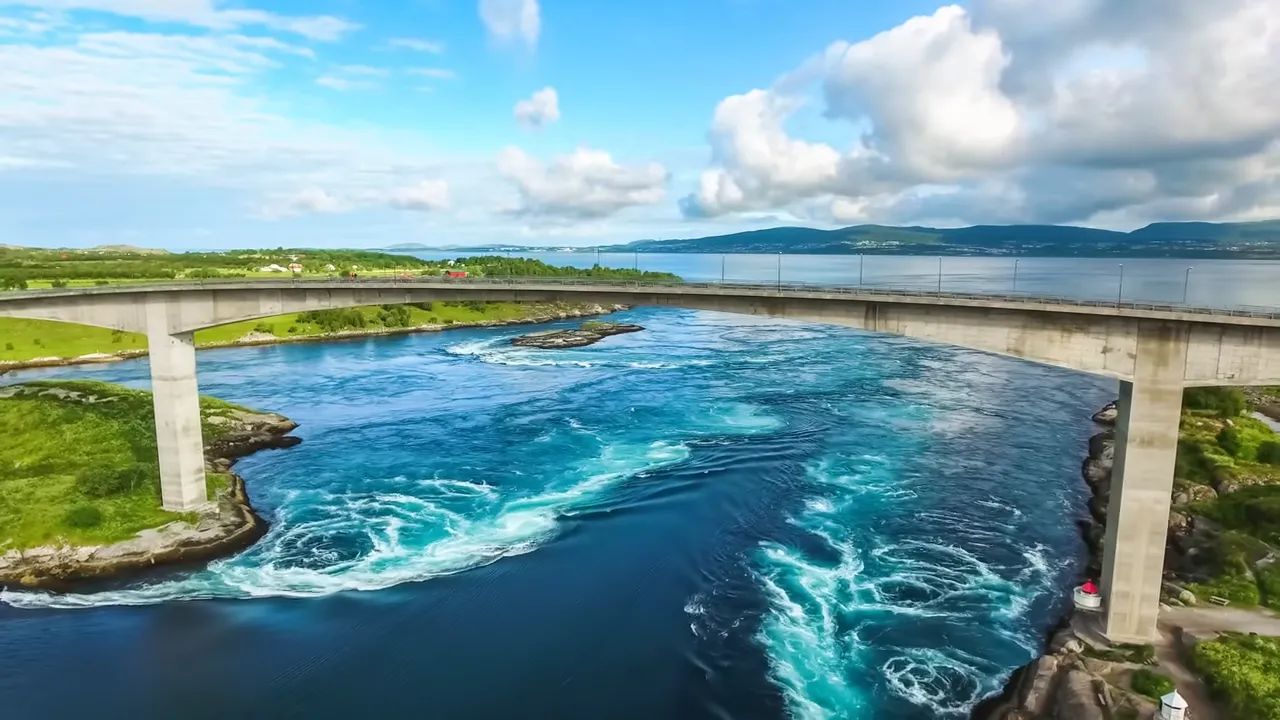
262,187,348,218
1,0,359,40
683,0,1280,228
513,87,559,128
479,0,539,48
497,147,667,219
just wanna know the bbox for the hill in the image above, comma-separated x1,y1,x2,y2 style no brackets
606,220,1280,258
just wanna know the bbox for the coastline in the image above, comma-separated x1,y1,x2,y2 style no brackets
0,303,627,374
0,393,300,589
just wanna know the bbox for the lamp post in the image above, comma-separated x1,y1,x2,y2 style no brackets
937,256,943,293
1118,264,1125,305
595,248,600,267
1013,258,1020,293
777,252,782,292
859,254,864,287
721,254,726,284
1183,266,1193,305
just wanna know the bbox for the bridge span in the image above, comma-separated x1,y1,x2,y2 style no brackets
4,277,1280,644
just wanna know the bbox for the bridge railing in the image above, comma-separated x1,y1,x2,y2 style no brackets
4,275,1280,321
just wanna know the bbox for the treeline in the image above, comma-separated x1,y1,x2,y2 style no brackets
453,256,678,280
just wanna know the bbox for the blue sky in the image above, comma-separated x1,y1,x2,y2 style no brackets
0,0,1277,249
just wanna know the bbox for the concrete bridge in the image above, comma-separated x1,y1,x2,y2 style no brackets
3,278,1280,644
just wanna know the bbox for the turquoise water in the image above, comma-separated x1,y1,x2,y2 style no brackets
0,308,1112,718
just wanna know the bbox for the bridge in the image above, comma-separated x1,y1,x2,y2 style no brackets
3,277,1280,644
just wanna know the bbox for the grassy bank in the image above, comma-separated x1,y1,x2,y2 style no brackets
0,381,250,550
1,301,605,363
1173,387,1280,607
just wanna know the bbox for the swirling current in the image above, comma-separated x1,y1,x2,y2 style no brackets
0,308,1113,719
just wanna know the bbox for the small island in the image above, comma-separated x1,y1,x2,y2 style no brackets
0,380,299,588
511,321,645,349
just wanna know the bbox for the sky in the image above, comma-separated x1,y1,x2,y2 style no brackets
0,0,1277,249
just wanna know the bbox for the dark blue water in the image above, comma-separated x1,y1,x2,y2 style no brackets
0,309,1113,718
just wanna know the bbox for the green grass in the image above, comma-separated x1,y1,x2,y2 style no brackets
0,380,253,550
1130,668,1175,700
1,301,594,362
1192,633,1280,719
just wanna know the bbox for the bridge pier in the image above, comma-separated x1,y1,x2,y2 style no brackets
1100,321,1188,643
146,325,208,512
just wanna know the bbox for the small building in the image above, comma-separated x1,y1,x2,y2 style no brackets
324,264,336,272
445,270,468,278
288,263,303,273
1160,690,1187,720
258,264,288,273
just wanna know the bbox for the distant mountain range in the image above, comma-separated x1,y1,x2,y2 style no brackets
603,220,1280,258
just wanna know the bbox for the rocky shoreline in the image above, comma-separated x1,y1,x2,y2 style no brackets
0,304,628,373
0,398,300,589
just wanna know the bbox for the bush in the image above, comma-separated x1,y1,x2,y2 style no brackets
63,504,104,529
4,342,12,351
1130,668,1175,700
1218,426,1248,459
1259,565,1280,610
287,325,298,334
252,322,274,335
1185,387,1247,418
50,279,69,288
1258,441,1280,466
1192,633,1280,719
0,276,28,290
75,464,155,498
94,280,110,286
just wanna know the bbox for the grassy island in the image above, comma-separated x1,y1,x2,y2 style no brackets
0,380,263,550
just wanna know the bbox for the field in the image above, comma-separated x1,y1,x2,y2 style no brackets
0,381,248,549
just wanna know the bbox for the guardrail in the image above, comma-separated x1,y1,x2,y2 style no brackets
4,275,1280,321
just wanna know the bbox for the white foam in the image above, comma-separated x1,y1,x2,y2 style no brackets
2,443,691,610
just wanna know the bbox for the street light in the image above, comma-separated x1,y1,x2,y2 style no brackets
1117,264,1125,305
937,256,943,293
1013,258,1020,293
859,254,864,287
777,252,782,292
721,255,726,285
634,251,638,272
1183,266,1194,305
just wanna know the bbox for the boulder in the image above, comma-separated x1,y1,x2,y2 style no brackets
1092,401,1118,426
1172,480,1218,506
1017,655,1062,716
1049,629,1085,655
1053,670,1105,720
511,322,644,349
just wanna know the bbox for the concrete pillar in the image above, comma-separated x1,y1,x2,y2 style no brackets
1100,321,1188,643
147,326,209,512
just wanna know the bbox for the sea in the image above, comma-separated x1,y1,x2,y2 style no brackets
1,254,1277,719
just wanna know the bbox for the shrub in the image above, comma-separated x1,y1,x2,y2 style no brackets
94,280,110,286
75,464,155,498
0,276,28,290
1192,633,1280,719
32,338,42,347
1258,441,1280,466
50,279,69,288
1184,387,1247,418
1218,426,1248,459
252,322,274,335
63,504,104,529
1259,565,1280,610
1130,668,1175,700
287,325,298,334
111,330,123,344
4,342,12,351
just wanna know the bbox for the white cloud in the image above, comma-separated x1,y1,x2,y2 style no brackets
409,67,456,80
340,64,388,77
498,146,667,219
0,0,359,40
386,180,450,211
264,181,452,218
513,87,559,128
479,0,539,48
683,0,1280,228
389,37,445,54
316,76,373,91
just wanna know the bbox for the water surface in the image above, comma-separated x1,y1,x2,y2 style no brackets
0,308,1113,718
